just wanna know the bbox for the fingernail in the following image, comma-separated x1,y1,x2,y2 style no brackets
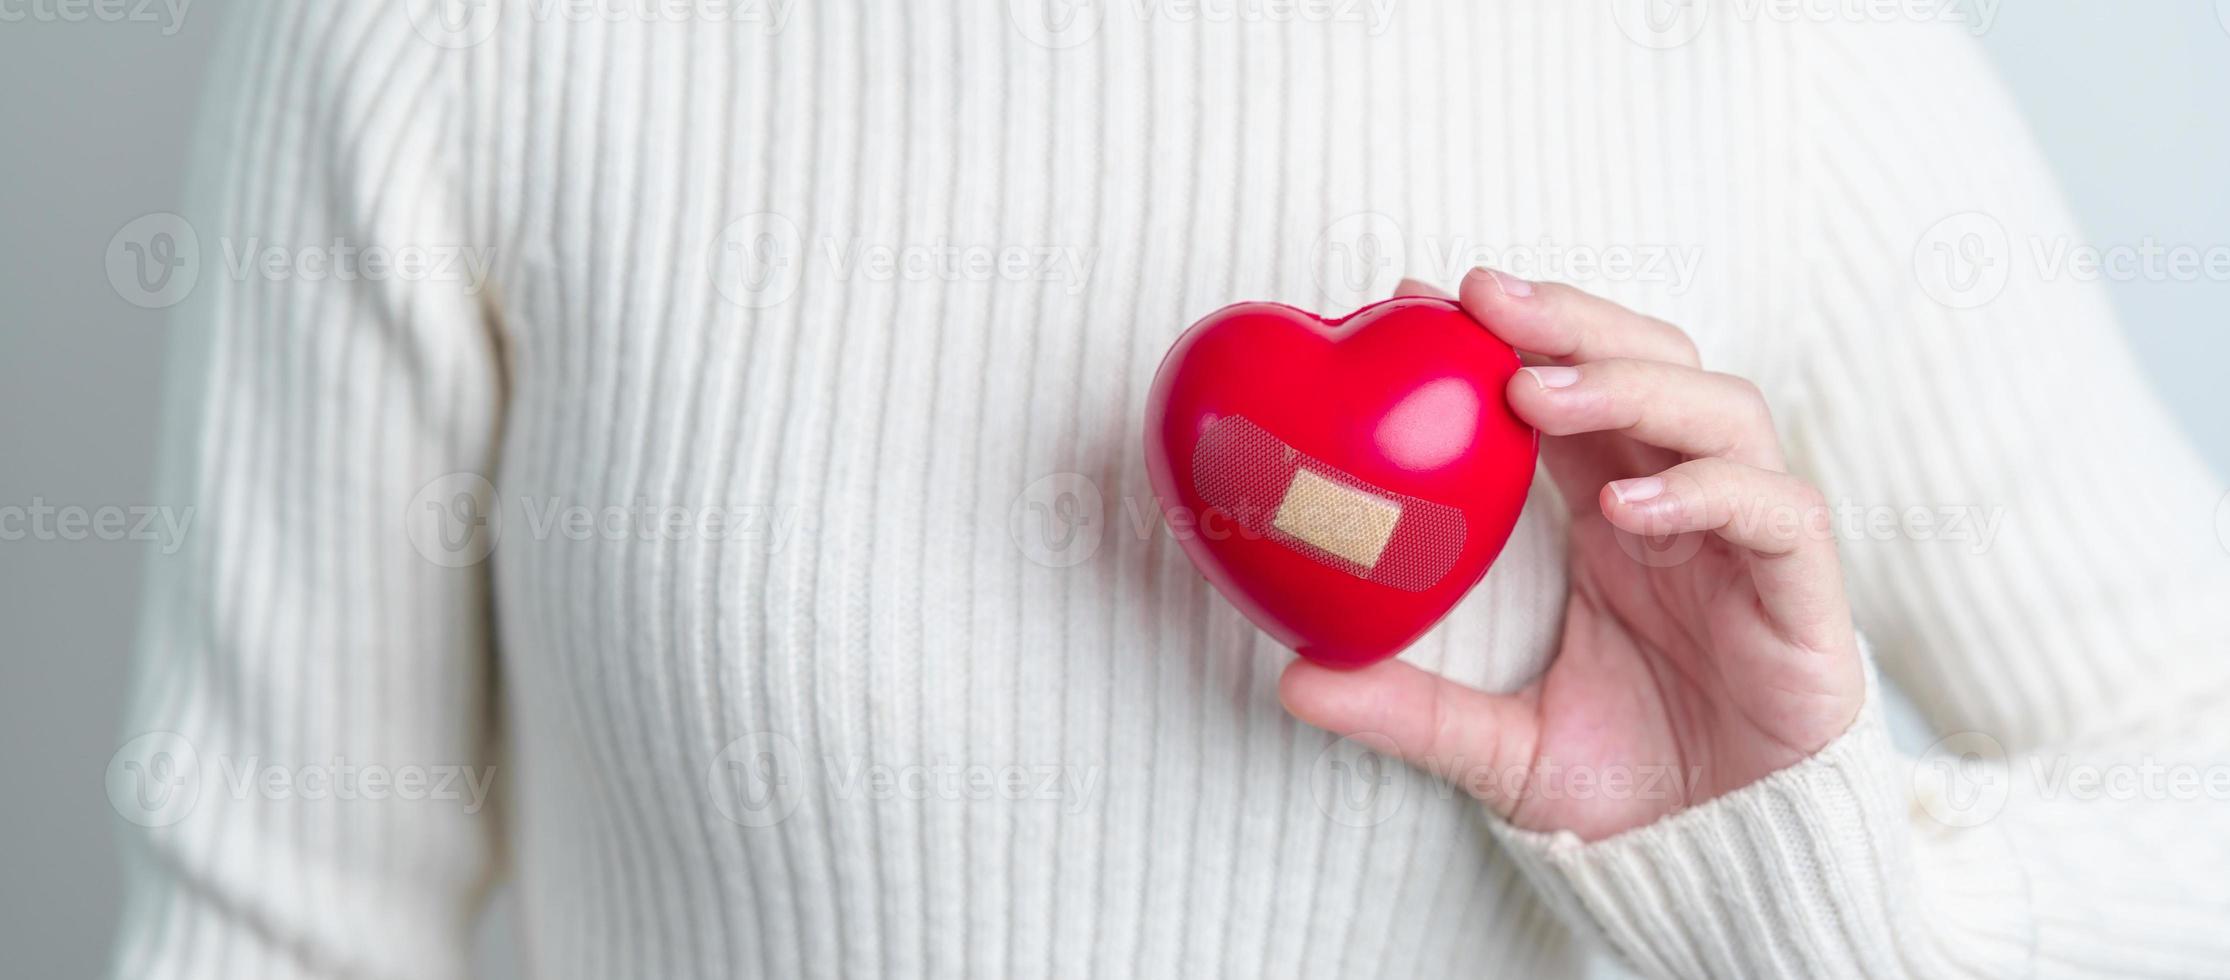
1610,477,1665,504
1522,366,1580,390
1485,268,1534,298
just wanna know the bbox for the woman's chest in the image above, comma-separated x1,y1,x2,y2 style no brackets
472,2,1803,737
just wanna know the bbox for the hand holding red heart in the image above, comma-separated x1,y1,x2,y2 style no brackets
1280,269,1866,842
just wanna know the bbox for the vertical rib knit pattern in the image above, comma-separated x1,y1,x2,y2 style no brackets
111,3,2230,979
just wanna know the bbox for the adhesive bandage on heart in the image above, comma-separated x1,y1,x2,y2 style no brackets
1190,415,1468,592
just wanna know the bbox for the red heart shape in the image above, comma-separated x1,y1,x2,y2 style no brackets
1144,298,1538,668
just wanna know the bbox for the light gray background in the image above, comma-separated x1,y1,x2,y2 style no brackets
4,3,2226,977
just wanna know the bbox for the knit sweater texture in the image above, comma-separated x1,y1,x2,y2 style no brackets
113,2,2230,977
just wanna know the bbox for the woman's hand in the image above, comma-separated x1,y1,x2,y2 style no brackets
1280,269,1866,842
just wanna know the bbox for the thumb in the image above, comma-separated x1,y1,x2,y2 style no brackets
1279,658,1540,816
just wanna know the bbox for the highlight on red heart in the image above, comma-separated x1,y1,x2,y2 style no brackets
1144,298,1538,668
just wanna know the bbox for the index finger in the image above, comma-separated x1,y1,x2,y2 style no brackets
1458,267,1701,368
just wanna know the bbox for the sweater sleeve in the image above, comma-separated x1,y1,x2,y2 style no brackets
108,6,505,978
1489,19,2230,979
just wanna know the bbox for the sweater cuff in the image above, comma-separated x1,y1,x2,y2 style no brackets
1488,667,2032,979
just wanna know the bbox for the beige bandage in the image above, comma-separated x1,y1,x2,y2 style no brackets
1271,468,1404,569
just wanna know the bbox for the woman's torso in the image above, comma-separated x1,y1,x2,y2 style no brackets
473,3,1800,976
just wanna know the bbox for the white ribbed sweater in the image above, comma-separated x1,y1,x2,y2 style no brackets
113,3,2230,978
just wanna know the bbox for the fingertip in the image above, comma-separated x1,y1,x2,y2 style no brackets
1276,657,1354,727
1459,267,1546,351
1392,276,1453,300
1503,369,1553,428
1598,476,1682,536
1504,365,1587,435
1276,658,1313,714
1457,266,1502,313
1460,266,1535,304
1596,482,1632,530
